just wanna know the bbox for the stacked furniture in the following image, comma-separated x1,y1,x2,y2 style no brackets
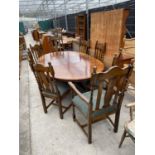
76,14,86,40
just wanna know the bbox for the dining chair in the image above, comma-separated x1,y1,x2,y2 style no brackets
30,44,43,59
68,65,133,144
32,29,40,41
79,39,90,54
27,48,36,72
94,41,106,62
119,102,135,148
111,50,135,88
112,49,134,68
33,63,72,119
41,35,58,54
48,36,59,52
33,44,43,57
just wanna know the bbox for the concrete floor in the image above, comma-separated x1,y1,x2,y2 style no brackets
19,32,135,155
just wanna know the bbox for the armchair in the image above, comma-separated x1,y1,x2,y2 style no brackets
68,65,133,144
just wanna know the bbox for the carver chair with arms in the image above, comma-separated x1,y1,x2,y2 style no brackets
68,64,133,144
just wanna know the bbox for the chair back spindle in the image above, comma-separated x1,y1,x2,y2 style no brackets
94,41,106,62
90,65,133,111
79,39,90,54
33,63,60,96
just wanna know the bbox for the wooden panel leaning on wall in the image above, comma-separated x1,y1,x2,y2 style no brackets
90,9,129,66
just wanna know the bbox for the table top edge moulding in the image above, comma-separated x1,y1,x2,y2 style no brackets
38,51,104,82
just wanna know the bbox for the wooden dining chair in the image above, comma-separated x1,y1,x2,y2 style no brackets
94,41,106,62
68,65,133,144
79,39,90,54
112,49,134,68
29,44,43,59
33,63,72,119
119,102,135,148
111,50,135,88
32,29,40,41
27,48,36,70
48,36,59,52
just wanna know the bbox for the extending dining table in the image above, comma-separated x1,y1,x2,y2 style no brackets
38,51,104,100
38,51,104,82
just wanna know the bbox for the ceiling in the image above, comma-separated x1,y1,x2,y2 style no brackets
19,0,129,19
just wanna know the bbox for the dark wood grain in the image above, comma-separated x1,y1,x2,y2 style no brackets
38,51,104,81
33,63,72,118
68,64,133,144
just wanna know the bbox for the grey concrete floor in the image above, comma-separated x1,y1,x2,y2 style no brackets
19,32,135,155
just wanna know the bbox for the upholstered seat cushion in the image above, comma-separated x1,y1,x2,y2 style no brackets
56,80,70,95
125,120,135,138
72,89,117,117
42,80,69,98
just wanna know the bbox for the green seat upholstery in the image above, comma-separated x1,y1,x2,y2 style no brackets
73,89,117,118
42,80,69,97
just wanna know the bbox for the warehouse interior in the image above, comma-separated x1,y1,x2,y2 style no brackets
19,0,135,155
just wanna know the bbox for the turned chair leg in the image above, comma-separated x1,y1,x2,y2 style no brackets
114,108,121,132
58,99,63,119
73,104,76,121
41,94,47,113
119,130,127,148
88,119,92,144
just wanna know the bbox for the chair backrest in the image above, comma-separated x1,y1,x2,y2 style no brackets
48,36,59,52
27,48,36,72
33,63,60,96
32,29,40,41
30,44,43,58
33,44,43,57
112,49,134,68
29,44,39,63
79,39,90,54
94,41,106,62
90,65,133,111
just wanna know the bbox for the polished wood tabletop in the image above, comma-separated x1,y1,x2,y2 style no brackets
38,51,104,81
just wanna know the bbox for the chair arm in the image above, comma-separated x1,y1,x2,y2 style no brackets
68,82,89,105
125,102,135,108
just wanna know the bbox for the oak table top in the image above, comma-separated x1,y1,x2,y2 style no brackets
38,51,104,81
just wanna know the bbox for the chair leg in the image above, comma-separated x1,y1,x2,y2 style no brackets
88,119,92,144
73,104,76,121
119,129,127,148
114,108,121,132
40,94,47,113
58,99,63,119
